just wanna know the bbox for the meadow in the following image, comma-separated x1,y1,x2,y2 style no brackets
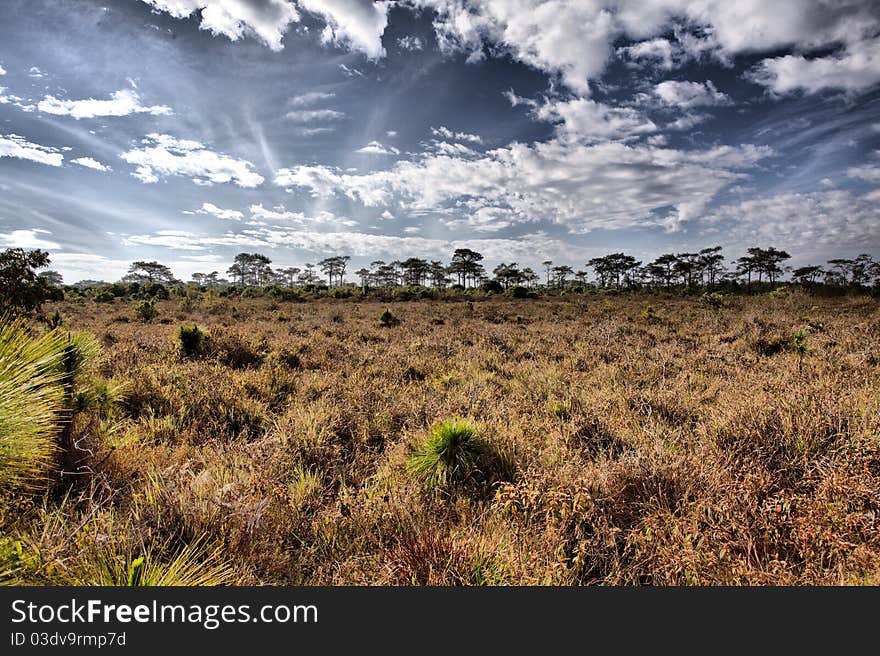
3,291,880,585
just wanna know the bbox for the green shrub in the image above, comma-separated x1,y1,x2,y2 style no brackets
407,419,508,493
177,324,204,359
641,305,661,324
379,308,400,327
134,299,159,323
506,285,533,298
700,291,724,309
46,308,63,329
94,289,115,304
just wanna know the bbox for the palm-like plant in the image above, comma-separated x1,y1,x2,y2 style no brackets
0,317,68,488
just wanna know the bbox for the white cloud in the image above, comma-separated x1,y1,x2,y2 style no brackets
430,126,482,143
356,140,400,155
288,91,336,107
71,156,112,171
751,37,880,94
120,133,264,187
666,113,709,131
124,225,598,264
417,1,880,94
386,130,398,138
301,0,389,59
139,0,300,51
249,203,358,227
37,88,172,120
847,164,880,183
0,228,60,250
139,0,388,57
0,64,5,75
528,96,656,141
397,35,424,51
28,67,45,78
705,190,880,252
275,138,773,233
0,134,64,167
653,80,728,108
285,109,346,122
619,38,675,70
196,201,244,220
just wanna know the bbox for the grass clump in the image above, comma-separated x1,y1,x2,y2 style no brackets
407,419,507,494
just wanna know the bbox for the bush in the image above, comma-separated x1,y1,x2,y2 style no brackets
134,300,159,323
177,324,204,359
700,291,725,309
479,280,503,294
506,285,533,298
407,419,509,494
94,289,115,304
379,308,400,327
641,305,661,324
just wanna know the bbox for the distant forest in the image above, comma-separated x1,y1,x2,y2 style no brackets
3,245,880,312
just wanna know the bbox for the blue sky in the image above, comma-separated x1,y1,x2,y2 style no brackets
1,0,879,283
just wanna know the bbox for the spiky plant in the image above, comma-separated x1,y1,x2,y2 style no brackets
75,536,237,586
379,307,399,327
408,419,493,492
0,317,67,488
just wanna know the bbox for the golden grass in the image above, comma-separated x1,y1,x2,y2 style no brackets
2,291,879,585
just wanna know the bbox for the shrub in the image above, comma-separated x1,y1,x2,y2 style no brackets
700,291,724,309
379,308,400,327
479,280,503,294
134,299,159,323
94,289,115,304
177,324,204,359
46,308,63,329
790,328,809,373
407,419,508,493
641,305,661,324
506,285,532,298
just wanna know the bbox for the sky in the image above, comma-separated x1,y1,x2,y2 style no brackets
1,0,879,283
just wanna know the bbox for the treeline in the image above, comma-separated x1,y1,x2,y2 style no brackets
80,247,880,292
2,245,879,316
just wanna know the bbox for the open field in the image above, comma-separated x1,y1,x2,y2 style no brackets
3,292,880,585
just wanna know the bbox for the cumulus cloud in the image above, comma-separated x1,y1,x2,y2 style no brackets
37,88,172,119
706,190,880,252
618,38,675,70
430,126,482,143
751,37,880,94
196,201,244,220
524,96,656,142
416,1,880,93
275,138,773,233
139,0,388,57
139,0,300,51
397,35,424,51
121,133,264,187
0,228,61,250
0,64,6,75
0,134,64,167
653,80,728,108
356,140,400,155
300,0,389,59
847,164,880,183
71,156,112,171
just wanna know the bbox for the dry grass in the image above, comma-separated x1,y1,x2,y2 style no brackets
3,291,880,585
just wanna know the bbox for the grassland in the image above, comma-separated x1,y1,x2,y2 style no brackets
3,291,880,585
